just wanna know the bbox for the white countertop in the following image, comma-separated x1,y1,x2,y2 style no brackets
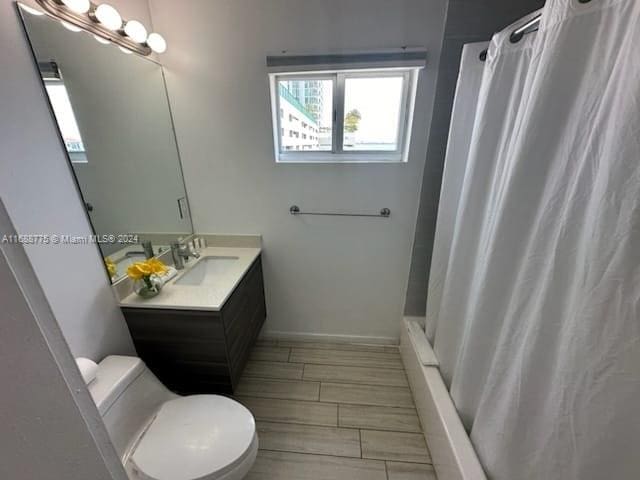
119,246,261,311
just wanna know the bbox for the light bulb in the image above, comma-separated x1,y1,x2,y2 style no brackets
93,34,110,45
60,0,90,14
119,46,133,55
146,32,167,53
61,21,82,32
19,4,45,15
123,20,147,43
94,4,122,31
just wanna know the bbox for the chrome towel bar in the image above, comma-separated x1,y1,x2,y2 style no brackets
289,205,391,218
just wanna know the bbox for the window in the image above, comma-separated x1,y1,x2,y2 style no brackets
343,76,404,152
270,68,418,163
44,81,87,163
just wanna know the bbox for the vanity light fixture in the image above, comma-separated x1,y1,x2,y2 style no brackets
32,0,167,57
58,0,90,14
123,20,147,44
93,3,121,31
119,46,134,55
146,32,167,54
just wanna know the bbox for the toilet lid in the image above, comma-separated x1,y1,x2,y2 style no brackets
129,395,256,480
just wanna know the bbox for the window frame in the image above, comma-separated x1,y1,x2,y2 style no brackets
269,67,419,164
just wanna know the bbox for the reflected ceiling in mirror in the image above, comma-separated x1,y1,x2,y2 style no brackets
18,4,193,283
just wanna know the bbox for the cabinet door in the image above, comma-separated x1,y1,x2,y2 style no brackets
223,258,267,387
123,308,230,394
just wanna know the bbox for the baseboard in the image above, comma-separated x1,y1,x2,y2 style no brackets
259,330,399,346
400,319,486,480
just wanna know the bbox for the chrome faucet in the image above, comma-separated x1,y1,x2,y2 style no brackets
141,240,154,259
171,241,200,270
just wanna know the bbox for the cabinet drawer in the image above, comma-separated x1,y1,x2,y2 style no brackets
124,308,224,341
134,337,227,364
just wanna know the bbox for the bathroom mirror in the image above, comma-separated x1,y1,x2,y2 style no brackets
18,4,192,283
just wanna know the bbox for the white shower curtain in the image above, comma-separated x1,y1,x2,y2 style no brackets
426,0,640,479
425,41,486,345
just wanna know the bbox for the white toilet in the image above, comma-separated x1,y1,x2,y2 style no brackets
87,355,258,480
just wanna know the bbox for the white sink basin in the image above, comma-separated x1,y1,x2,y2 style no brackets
175,256,240,286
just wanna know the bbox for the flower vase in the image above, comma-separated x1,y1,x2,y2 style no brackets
135,276,162,299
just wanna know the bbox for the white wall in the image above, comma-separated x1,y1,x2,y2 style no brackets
150,0,448,341
0,200,127,480
0,0,148,359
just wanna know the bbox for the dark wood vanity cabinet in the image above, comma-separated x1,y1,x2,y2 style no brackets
122,255,266,395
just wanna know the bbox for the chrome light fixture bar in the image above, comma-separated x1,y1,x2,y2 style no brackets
34,0,166,56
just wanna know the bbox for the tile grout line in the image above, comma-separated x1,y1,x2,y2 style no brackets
295,365,405,371
297,380,412,391
300,379,409,388
258,443,433,466
258,448,390,464
251,420,339,429
242,376,409,389
246,415,425,436
238,394,421,411
247,359,405,372
238,394,413,409
253,427,431,465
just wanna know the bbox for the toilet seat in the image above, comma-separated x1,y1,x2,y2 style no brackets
127,395,258,480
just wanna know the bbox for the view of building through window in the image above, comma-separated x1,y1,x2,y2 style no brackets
44,82,86,159
278,79,333,151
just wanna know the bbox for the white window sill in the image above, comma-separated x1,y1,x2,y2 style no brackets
276,153,406,164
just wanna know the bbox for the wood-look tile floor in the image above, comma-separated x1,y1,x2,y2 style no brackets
235,340,437,480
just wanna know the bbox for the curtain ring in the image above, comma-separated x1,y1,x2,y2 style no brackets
578,0,592,3
510,31,524,44
479,50,487,62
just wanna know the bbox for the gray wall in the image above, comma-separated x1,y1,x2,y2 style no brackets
0,200,127,480
149,0,448,342
0,0,149,359
404,0,545,316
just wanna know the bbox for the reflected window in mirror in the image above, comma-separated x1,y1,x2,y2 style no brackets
42,62,87,163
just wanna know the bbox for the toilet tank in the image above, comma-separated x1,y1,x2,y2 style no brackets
88,356,177,460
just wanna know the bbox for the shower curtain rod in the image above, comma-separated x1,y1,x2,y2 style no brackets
479,13,542,61
510,14,542,43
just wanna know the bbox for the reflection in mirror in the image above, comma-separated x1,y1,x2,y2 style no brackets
18,4,193,283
